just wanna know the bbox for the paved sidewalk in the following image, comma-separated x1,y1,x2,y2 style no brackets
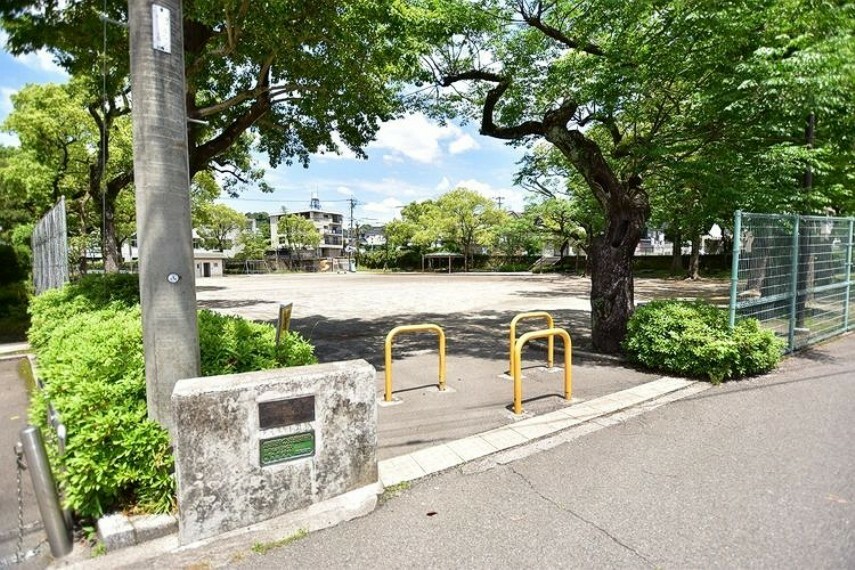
0,353,49,569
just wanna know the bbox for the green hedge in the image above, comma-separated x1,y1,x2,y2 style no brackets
29,274,317,518
623,300,784,384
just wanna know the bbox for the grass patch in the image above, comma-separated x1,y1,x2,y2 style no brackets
379,481,411,504
251,528,308,555
90,543,106,558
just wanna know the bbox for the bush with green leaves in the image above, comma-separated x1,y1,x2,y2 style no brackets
28,273,140,349
623,300,784,384
29,274,317,518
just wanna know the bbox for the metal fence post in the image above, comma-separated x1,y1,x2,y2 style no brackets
19,426,72,558
729,210,742,329
845,218,854,331
787,215,801,351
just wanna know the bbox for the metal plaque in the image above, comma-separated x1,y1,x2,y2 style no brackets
259,432,315,466
259,395,315,430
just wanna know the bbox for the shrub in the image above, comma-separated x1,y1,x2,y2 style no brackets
198,310,317,375
28,273,140,349
29,275,317,518
623,300,784,384
0,282,29,342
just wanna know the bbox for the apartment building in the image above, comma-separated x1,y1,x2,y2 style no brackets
269,197,346,260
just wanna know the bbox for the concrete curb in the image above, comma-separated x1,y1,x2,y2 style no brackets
97,513,178,552
377,376,698,488
55,482,382,569
0,342,30,357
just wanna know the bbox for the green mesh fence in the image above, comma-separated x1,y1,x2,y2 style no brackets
729,211,855,352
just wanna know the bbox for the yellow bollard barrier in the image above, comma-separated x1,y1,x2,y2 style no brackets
509,312,554,374
384,324,446,402
513,328,572,415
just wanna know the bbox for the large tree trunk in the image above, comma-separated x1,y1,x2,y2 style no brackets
542,124,649,353
588,206,646,353
102,201,121,273
687,234,701,279
670,232,683,276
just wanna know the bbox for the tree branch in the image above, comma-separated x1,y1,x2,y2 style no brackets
211,163,250,184
518,1,604,56
442,70,544,139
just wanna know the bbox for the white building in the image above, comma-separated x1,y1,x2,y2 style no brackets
269,197,345,260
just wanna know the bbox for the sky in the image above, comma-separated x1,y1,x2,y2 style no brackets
0,32,533,225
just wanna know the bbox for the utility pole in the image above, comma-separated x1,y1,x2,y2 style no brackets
493,196,504,210
348,197,357,271
128,0,200,435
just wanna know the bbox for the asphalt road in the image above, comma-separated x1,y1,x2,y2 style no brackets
230,333,855,569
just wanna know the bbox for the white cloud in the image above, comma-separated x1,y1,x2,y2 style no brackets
336,186,353,196
453,178,527,213
370,113,479,164
315,132,360,161
382,154,404,164
0,30,66,77
455,178,492,195
434,176,451,192
18,51,65,75
0,132,19,147
362,197,404,219
448,134,479,155
0,87,17,115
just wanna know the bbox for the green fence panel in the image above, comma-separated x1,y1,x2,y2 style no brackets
731,212,855,352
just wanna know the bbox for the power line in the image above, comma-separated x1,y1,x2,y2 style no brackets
219,196,356,203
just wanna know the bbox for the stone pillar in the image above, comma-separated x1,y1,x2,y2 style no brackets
172,360,377,544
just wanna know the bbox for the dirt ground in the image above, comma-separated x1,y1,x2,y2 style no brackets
196,272,730,359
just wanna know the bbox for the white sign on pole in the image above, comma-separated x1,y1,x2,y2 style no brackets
152,4,171,53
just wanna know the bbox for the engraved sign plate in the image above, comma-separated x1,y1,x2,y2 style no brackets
259,395,315,430
259,432,315,467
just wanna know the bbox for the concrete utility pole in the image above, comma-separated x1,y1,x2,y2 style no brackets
348,197,357,270
128,0,200,435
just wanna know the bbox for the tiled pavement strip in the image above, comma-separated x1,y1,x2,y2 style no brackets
378,376,706,487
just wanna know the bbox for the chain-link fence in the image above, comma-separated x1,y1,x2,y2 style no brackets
31,198,69,295
729,211,854,352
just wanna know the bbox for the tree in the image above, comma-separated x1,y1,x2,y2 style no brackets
1,82,135,269
194,203,247,252
2,0,429,270
528,198,587,261
423,0,854,352
389,189,506,271
492,213,541,264
277,213,321,269
234,229,268,261
434,188,506,271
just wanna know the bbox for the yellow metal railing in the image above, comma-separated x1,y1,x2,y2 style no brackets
384,324,446,402
512,328,572,415
509,311,554,373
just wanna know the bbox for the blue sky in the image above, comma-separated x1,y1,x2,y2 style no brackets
0,33,532,224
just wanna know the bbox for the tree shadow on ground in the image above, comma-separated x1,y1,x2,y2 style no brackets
278,308,594,369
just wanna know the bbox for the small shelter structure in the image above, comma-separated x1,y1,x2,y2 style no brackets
422,252,464,273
